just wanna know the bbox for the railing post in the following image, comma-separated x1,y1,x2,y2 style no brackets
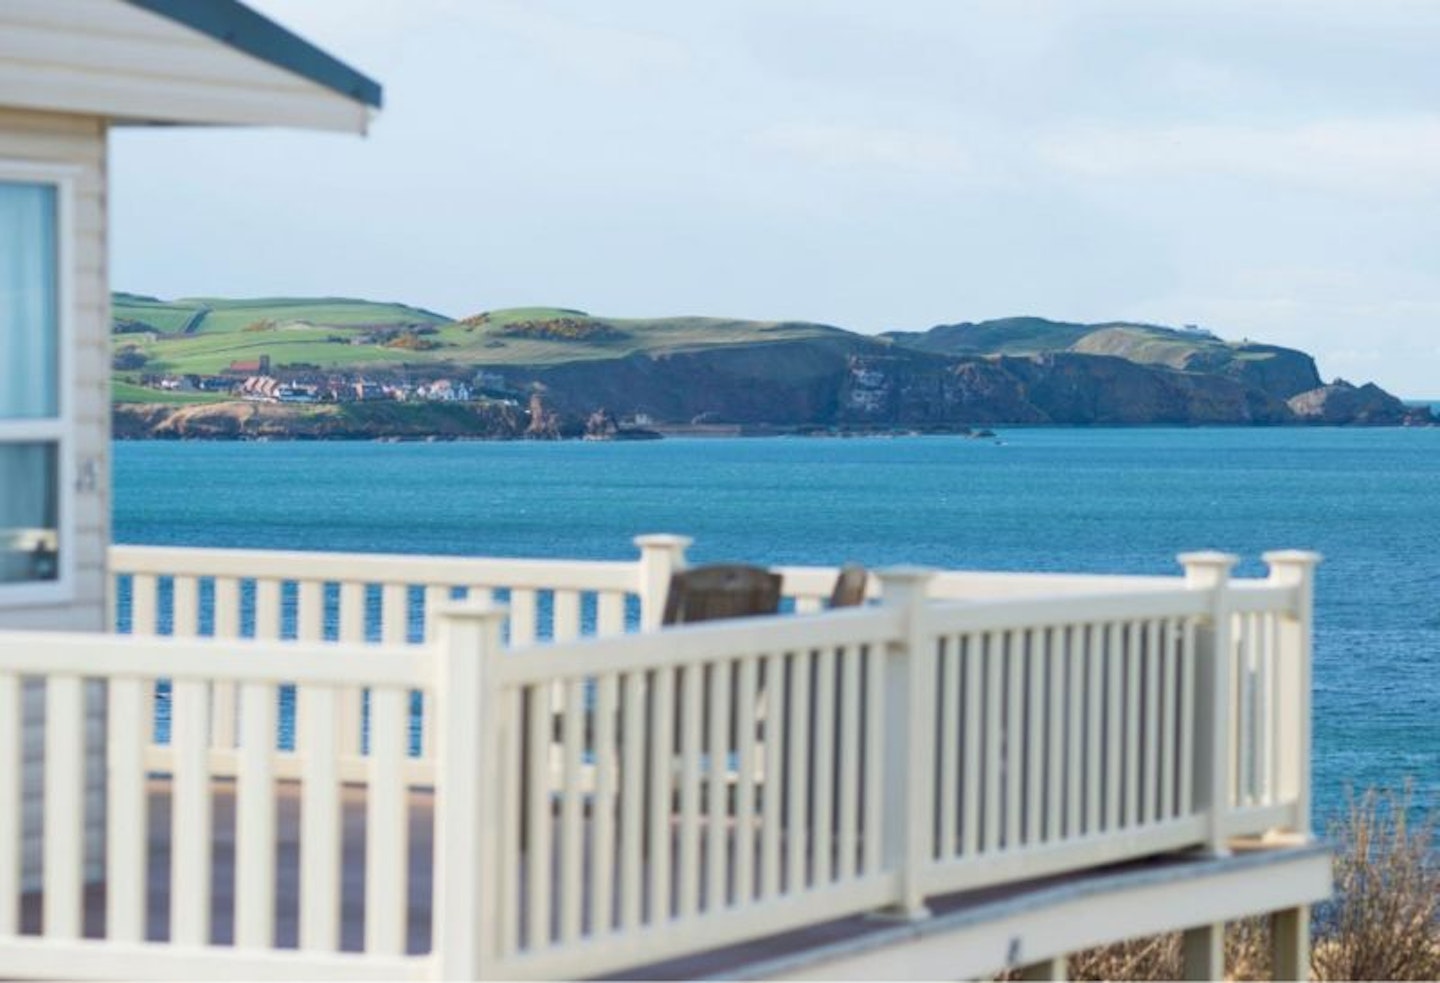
1180,551,1238,855
1263,550,1321,839
873,566,937,921
431,598,508,981
634,533,692,631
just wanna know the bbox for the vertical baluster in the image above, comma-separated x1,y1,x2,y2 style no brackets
1265,612,1280,805
560,678,585,944
498,686,522,958
811,647,835,885
525,682,552,947
1144,619,1162,825
255,579,282,640
1105,623,1122,831
862,643,885,876
553,590,582,643
1123,622,1141,829
1161,619,1179,819
592,673,618,935
677,663,702,919
618,672,644,932
421,585,450,758
646,668,674,922
734,655,760,902
299,682,340,951
1005,630,1024,849
1232,610,1244,811
960,634,981,857
597,591,626,638
380,584,407,647
837,647,861,879
337,582,366,760
43,675,85,938
761,653,785,894
364,686,408,955
706,659,733,910
170,675,212,945
785,651,811,894
937,638,959,860
236,680,276,947
106,676,147,941
211,577,241,751
132,575,158,742
510,590,538,648
1179,618,1197,816
1065,626,1084,838
1085,623,1103,836
982,632,1002,853
1047,627,1065,842
0,674,18,935
1025,630,1045,846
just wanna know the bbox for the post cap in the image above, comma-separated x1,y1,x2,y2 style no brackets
1177,551,1239,587
633,533,694,551
1261,549,1323,568
876,566,939,589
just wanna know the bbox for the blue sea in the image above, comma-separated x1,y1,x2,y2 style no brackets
114,428,1440,827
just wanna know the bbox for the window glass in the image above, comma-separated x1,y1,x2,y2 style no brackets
0,443,59,583
0,181,59,419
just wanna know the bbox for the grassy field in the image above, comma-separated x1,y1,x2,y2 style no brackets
111,379,228,404
112,294,854,376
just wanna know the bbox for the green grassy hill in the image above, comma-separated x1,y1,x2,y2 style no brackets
112,294,854,376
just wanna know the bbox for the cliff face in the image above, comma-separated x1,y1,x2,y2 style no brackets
1287,381,1419,425
113,401,525,439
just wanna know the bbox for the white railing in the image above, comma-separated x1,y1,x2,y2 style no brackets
0,542,1317,979
108,536,1208,787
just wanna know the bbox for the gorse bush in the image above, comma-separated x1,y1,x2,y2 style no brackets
1064,787,1439,982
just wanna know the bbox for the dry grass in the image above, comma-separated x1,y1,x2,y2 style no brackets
1311,788,1440,982
1064,788,1438,982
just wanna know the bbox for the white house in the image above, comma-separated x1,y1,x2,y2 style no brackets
0,0,379,908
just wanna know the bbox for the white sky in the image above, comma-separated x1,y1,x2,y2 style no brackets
110,1,1440,397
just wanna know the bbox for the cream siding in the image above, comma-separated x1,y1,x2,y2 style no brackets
0,0,371,134
0,107,110,888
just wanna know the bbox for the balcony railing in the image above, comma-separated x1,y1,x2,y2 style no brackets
0,538,1317,980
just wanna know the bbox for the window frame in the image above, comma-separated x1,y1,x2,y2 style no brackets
0,160,77,609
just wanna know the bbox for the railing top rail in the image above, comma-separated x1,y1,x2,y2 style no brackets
917,580,1299,635
929,569,1185,598
109,544,640,593
494,605,904,685
0,630,428,687
918,587,1208,636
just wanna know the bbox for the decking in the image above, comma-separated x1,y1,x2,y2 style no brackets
0,536,1330,979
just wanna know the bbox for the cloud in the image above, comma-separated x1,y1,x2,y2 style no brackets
1040,116,1440,198
753,123,976,179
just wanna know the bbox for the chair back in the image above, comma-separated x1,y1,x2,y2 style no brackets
662,564,782,625
829,563,869,608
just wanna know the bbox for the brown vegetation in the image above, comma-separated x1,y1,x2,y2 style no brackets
500,317,624,342
1063,788,1438,981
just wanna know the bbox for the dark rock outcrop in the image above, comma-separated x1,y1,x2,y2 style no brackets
1287,381,1421,426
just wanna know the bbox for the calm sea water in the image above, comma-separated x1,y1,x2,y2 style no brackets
113,429,1440,826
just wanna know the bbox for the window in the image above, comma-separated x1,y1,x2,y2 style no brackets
0,166,72,604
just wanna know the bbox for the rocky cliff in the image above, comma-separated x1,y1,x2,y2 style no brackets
111,302,1432,436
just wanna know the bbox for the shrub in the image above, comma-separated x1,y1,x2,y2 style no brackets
1313,788,1440,981
1066,787,1439,982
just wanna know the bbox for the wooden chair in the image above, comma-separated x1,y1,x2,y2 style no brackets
828,563,869,608
662,564,783,625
